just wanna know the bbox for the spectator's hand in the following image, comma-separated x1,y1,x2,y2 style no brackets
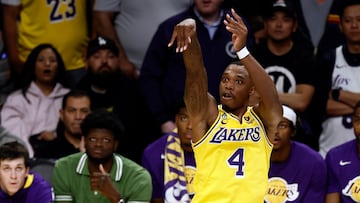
118,56,138,79
90,164,121,202
161,121,176,134
224,9,248,52
37,131,56,141
168,18,196,52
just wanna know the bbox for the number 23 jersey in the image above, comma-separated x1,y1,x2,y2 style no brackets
192,105,273,203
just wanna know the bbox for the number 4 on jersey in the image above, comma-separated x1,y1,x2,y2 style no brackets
227,148,245,177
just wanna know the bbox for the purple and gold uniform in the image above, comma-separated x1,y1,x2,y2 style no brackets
266,141,326,203
326,139,360,202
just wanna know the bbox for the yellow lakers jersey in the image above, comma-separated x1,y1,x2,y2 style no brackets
192,105,273,203
17,0,88,70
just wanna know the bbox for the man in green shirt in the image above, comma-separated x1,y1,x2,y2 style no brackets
52,109,152,203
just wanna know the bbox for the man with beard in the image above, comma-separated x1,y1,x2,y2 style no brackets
77,36,158,163
52,109,152,203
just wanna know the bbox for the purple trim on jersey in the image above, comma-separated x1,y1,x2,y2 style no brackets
142,133,195,199
326,139,360,203
0,172,52,203
268,141,326,202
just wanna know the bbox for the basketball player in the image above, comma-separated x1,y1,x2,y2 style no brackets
168,8,283,203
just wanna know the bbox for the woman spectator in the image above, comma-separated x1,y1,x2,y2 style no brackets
0,44,69,157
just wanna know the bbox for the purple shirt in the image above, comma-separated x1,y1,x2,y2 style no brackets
266,141,327,203
326,139,360,202
141,133,196,199
0,172,52,203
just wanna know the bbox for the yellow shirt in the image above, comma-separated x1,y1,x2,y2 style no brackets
192,105,273,203
17,0,88,70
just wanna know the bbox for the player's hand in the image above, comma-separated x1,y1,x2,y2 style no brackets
224,9,248,52
168,18,196,52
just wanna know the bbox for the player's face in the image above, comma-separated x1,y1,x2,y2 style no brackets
85,129,118,162
194,0,223,18
352,106,360,142
264,11,296,42
219,64,252,111
0,158,29,196
339,5,360,44
87,49,119,75
272,118,294,151
60,96,91,136
176,107,193,152
34,48,58,84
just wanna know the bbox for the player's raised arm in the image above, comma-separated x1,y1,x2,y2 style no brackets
168,19,217,142
224,9,282,140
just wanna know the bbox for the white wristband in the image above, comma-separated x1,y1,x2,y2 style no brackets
236,47,249,60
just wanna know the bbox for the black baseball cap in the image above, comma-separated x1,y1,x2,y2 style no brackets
263,0,297,20
86,36,119,58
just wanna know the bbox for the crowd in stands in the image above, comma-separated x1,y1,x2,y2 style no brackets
0,0,358,202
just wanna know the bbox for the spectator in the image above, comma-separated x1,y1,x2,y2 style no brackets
93,0,192,78
139,0,254,134
265,105,326,202
77,36,158,163
325,101,360,203
142,100,195,202
1,0,92,88
0,141,52,202
37,89,91,159
168,9,282,202
251,0,319,150
52,109,152,203
317,0,360,157
1,43,69,157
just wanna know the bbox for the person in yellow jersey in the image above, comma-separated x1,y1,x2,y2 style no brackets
1,0,92,88
168,8,283,203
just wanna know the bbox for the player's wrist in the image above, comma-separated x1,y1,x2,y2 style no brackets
236,46,249,60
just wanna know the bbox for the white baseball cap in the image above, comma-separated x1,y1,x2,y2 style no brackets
282,105,297,126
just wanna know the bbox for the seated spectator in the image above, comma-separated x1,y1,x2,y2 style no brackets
0,44,70,157
265,105,327,202
36,89,91,159
52,109,152,203
0,141,52,202
77,36,158,163
325,101,360,203
317,0,360,157
142,100,195,202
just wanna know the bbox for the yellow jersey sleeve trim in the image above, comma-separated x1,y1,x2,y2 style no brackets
249,107,273,148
